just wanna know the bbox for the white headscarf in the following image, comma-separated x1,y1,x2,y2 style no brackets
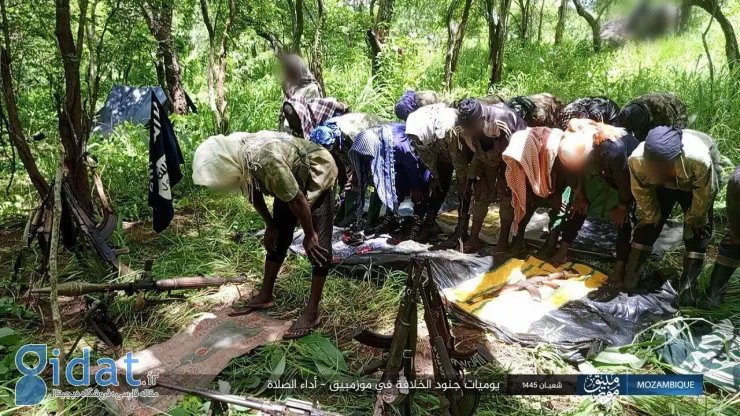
405,104,457,146
192,131,286,194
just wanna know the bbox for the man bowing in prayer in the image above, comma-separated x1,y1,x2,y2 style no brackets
192,131,337,339
626,126,723,306
699,165,740,309
457,98,527,254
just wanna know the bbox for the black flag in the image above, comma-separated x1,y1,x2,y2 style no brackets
148,92,184,233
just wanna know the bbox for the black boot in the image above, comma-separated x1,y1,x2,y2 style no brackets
367,213,395,236
405,215,425,241
623,243,652,291
677,252,705,307
535,231,559,260
412,215,437,243
337,190,359,227
697,258,737,309
363,192,383,233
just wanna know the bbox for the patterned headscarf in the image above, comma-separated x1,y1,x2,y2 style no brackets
350,124,398,219
394,90,418,121
503,127,563,232
284,97,345,138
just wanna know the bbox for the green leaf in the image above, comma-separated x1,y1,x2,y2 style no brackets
592,350,646,369
0,327,19,346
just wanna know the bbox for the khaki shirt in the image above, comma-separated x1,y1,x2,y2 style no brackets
628,129,722,232
251,135,337,203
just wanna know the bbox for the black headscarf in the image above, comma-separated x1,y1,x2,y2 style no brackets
644,126,682,161
618,102,650,139
457,98,482,127
506,96,535,120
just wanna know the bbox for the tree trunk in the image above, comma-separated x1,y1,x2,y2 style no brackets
554,0,567,45
216,0,235,132
689,0,739,76
0,48,49,197
142,1,188,115
200,0,234,133
572,0,601,52
309,0,326,94
537,0,544,42
55,0,92,212
368,0,394,77
291,0,304,52
443,0,474,92
86,0,120,123
486,0,512,85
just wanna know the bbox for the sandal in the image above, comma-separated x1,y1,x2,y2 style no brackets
228,299,275,317
282,320,320,340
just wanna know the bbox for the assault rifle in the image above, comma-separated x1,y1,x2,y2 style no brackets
353,257,493,416
155,382,344,416
464,268,580,304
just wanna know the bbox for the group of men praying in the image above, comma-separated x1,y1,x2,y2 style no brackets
191,54,739,339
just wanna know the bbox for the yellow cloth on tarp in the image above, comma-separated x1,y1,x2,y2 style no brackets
443,256,607,334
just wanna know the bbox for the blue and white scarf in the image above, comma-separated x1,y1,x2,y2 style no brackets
350,125,397,220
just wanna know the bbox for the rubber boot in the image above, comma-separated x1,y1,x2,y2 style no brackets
412,215,437,243
337,190,359,227
697,258,737,309
405,215,425,241
535,231,559,260
363,192,383,233
623,243,652,291
676,252,705,307
368,213,395,236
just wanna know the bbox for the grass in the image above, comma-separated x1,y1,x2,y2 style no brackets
2,6,740,416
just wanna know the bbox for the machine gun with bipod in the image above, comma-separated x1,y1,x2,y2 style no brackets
353,257,493,416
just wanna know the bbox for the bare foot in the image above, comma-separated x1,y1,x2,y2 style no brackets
283,313,320,340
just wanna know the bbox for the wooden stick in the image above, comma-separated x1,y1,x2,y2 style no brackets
49,151,65,412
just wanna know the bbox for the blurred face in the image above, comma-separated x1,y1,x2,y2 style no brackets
459,119,484,142
644,159,676,181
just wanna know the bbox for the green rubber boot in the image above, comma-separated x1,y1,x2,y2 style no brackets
337,190,359,227
623,243,652,291
677,252,705,307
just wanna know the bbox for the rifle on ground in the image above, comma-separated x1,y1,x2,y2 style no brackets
155,382,344,416
464,268,580,304
353,257,492,416
31,274,247,297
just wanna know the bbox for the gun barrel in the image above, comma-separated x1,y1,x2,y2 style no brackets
156,382,280,413
154,274,247,290
31,274,247,296
155,382,343,416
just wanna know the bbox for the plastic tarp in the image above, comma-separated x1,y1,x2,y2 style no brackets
656,318,739,393
94,85,195,136
437,205,683,260
429,254,677,362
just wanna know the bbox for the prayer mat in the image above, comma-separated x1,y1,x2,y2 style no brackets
424,254,676,361
97,310,289,415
